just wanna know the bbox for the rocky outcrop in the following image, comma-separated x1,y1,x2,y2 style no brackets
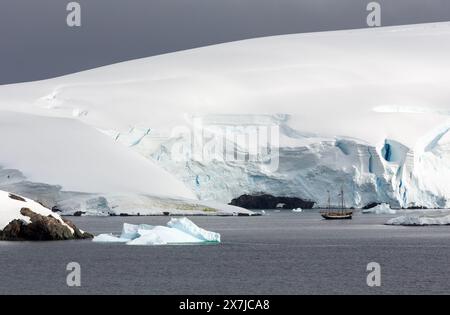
0,208,93,241
229,194,315,209
362,202,381,209
8,193,26,202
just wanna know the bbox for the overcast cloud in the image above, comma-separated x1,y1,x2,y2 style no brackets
0,0,449,84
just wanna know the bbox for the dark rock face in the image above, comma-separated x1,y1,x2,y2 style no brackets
62,217,93,239
1,219,23,239
407,205,428,209
0,208,93,241
8,193,26,202
362,202,381,209
237,212,252,216
229,194,315,209
51,206,61,213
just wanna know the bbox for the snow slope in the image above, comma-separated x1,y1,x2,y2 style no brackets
0,111,194,198
0,112,254,215
1,22,450,208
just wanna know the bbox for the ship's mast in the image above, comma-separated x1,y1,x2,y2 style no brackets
340,187,344,213
327,190,331,209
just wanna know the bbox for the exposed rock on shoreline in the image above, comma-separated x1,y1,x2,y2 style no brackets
229,194,315,210
0,208,93,241
0,190,92,241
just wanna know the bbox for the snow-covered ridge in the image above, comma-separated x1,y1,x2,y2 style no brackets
1,22,450,209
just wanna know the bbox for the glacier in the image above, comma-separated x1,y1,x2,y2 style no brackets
0,22,450,210
93,217,221,245
0,113,252,215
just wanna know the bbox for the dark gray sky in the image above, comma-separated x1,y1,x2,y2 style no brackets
0,0,449,84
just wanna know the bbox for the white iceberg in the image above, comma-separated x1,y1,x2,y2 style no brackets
292,208,303,213
386,215,450,226
127,226,202,245
93,217,220,245
362,203,396,214
167,217,221,242
91,233,129,243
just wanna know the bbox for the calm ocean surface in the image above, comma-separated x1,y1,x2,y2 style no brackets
0,210,449,294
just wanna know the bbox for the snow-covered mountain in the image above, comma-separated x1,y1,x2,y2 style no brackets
0,22,449,209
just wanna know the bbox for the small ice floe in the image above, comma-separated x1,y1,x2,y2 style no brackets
93,217,221,245
292,208,302,213
386,214,450,226
362,203,396,214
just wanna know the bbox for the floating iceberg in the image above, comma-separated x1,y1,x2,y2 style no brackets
362,203,396,214
386,215,450,226
93,217,220,245
92,233,129,243
167,217,221,242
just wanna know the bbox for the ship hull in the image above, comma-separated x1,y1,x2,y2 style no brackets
320,211,353,220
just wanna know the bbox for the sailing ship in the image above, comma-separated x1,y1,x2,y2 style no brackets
320,188,353,220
